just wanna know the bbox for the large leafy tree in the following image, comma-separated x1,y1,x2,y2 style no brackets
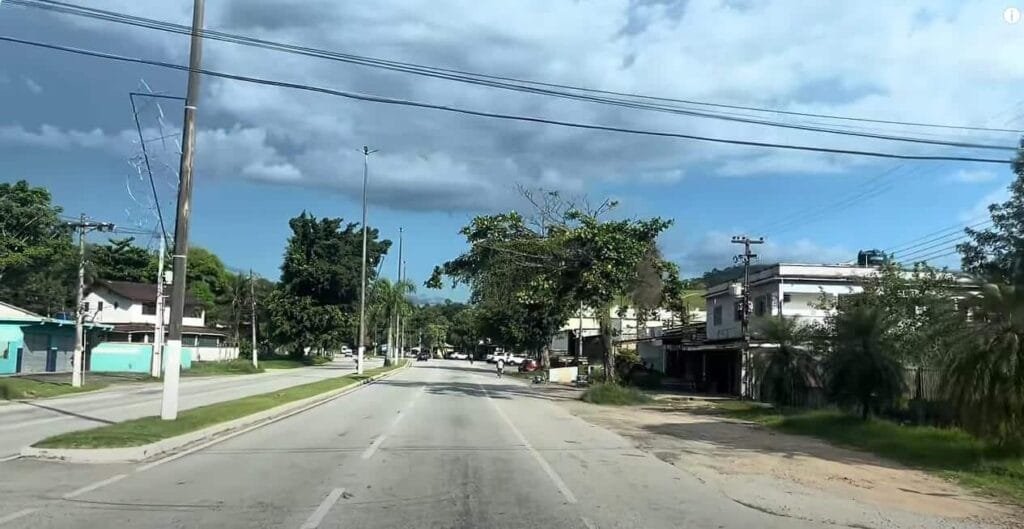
822,305,905,419
88,237,155,283
269,212,391,356
0,180,76,315
959,141,1024,282
754,316,817,407
942,282,1024,446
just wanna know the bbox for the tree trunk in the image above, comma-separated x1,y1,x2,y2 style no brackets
384,314,394,367
541,346,550,370
599,306,615,383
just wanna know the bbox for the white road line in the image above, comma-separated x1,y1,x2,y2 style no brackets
299,488,345,529
0,454,21,463
361,435,387,460
477,384,578,504
580,516,598,529
0,509,37,526
62,473,127,499
360,385,424,461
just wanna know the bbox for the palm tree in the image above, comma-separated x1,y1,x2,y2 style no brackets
754,316,816,407
369,278,415,366
823,305,905,419
942,282,1024,445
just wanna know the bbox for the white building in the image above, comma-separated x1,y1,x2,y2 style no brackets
85,280,236,361
549,304,696,356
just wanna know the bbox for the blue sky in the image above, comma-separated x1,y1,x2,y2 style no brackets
2,1,1023,301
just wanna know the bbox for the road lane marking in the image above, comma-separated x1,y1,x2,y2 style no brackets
360,385,424,461
62,473,127,499
299,488,345,529
0,454,21,463
0,509,37,526
477,384,578,504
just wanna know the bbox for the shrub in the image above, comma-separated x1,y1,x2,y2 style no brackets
581,383,652,405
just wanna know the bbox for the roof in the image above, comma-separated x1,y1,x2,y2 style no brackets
110,323,226,336
0,300,113,330
91,280,200,305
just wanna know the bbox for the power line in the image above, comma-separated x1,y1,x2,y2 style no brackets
888,219,992,255
895,232,975,261
0,36,1012,165
9,0,1024,137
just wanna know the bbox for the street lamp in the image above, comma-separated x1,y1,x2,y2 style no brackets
357,146,378,375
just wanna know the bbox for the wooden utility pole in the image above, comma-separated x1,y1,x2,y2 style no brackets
66,215,114,387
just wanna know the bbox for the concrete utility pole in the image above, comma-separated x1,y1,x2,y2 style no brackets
163,0,205,421
732,235,763,400
401,258,407,359
394,227,403,364
152,237,166,378
357,145,378,375
250,269,258,369
66,215,115,387
576,301,584,362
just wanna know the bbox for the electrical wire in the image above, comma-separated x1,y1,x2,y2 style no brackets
9,0,1023,137
129,91,172,249
894,233,975,261
888,219,992,256
0,36,1012,165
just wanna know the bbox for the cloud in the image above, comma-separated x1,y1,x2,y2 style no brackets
0,124,122,150
671,230,853,276
948,169,998,183
21,76,41,94
6,0,1024,213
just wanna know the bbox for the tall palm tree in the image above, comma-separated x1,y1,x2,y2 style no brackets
942,282,1024,445
369,278,415,366
754,315,816,407
823,305,905,419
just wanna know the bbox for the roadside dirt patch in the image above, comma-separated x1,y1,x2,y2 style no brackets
560,398,1022,529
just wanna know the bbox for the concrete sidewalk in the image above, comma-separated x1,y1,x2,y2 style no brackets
0,357,382,459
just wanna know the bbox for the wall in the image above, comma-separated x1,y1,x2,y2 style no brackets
87,288,205,327
0,324,23,375
90,342,192,373
192,345,239,362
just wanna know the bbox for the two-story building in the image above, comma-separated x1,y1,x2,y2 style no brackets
85,280,235,367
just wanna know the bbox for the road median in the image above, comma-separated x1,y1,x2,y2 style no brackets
21,361,409,464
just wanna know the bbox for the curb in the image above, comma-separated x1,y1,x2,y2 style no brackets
20,362,410,464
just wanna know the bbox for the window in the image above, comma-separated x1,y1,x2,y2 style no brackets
197,335,221,347
113,301,119,310
97,301,104,312
713,306,722,325
82,301,90,313
783,293,791,303
142,303,157,315
734,301,743,322
754,296,766,317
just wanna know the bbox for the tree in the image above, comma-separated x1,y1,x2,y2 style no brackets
269,212,391,356
941,282,1024,445
754,316,816,407
369,278,415,366
959,141,1024,283
822,306,905,419
88,237,155,283
0,180,76,315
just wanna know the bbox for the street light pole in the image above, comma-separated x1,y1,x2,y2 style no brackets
162,0,205,421
357,145,378,375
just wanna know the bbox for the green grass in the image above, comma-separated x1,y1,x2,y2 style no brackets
185,359,265,376
581,383,652,405
34,361,407,449
0,377,108,400
257,354,331,369
711,401,1024,505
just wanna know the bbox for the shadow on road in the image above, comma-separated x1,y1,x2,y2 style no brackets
18,400,117,425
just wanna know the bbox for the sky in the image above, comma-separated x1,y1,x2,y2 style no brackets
1,0,1023,301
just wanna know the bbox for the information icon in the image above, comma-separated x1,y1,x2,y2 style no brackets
1006,7,1022,24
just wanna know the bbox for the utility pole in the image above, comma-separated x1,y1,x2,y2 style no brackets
576,301,584,362
401,258,407,360
152,237,166,378
66,215,115,387
250,269,258,369
357,145,378,375
162,0,205,421
732,235,764,400
394,227,403,364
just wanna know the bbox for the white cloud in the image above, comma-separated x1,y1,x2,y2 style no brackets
8,0,1024,213
948,169,998,183
22,77,42,95
0,124,121,150
669,229,853,277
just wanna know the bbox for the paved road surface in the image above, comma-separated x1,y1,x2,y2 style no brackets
0,358,381,458
0,360,832,529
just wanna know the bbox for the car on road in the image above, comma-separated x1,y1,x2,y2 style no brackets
518,359,539,372
341,345,353,357
416,351,430,361
486,352,508,363
448,352,469,360
507,353,528,365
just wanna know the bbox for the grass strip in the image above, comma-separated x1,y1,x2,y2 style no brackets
185,359,265,376
711,401,1024,505
33,361,407,449
0,377,108,400
581,383,652,405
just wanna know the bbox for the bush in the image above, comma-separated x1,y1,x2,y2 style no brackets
581,383,652,405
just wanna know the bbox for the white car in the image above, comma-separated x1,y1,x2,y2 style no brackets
507,354,528,365
341,345,353,357
449,352,469,360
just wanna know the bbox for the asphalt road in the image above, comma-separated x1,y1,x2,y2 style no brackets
0,360,830,529
0,358,381,459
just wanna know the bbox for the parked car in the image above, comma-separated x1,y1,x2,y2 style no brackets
449,352,469,360
341,345,353,357
416,351,430,361
518,359,539,372
507,354,528,365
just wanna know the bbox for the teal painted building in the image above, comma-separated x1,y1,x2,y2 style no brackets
89,342,192,373
0,301,112,375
